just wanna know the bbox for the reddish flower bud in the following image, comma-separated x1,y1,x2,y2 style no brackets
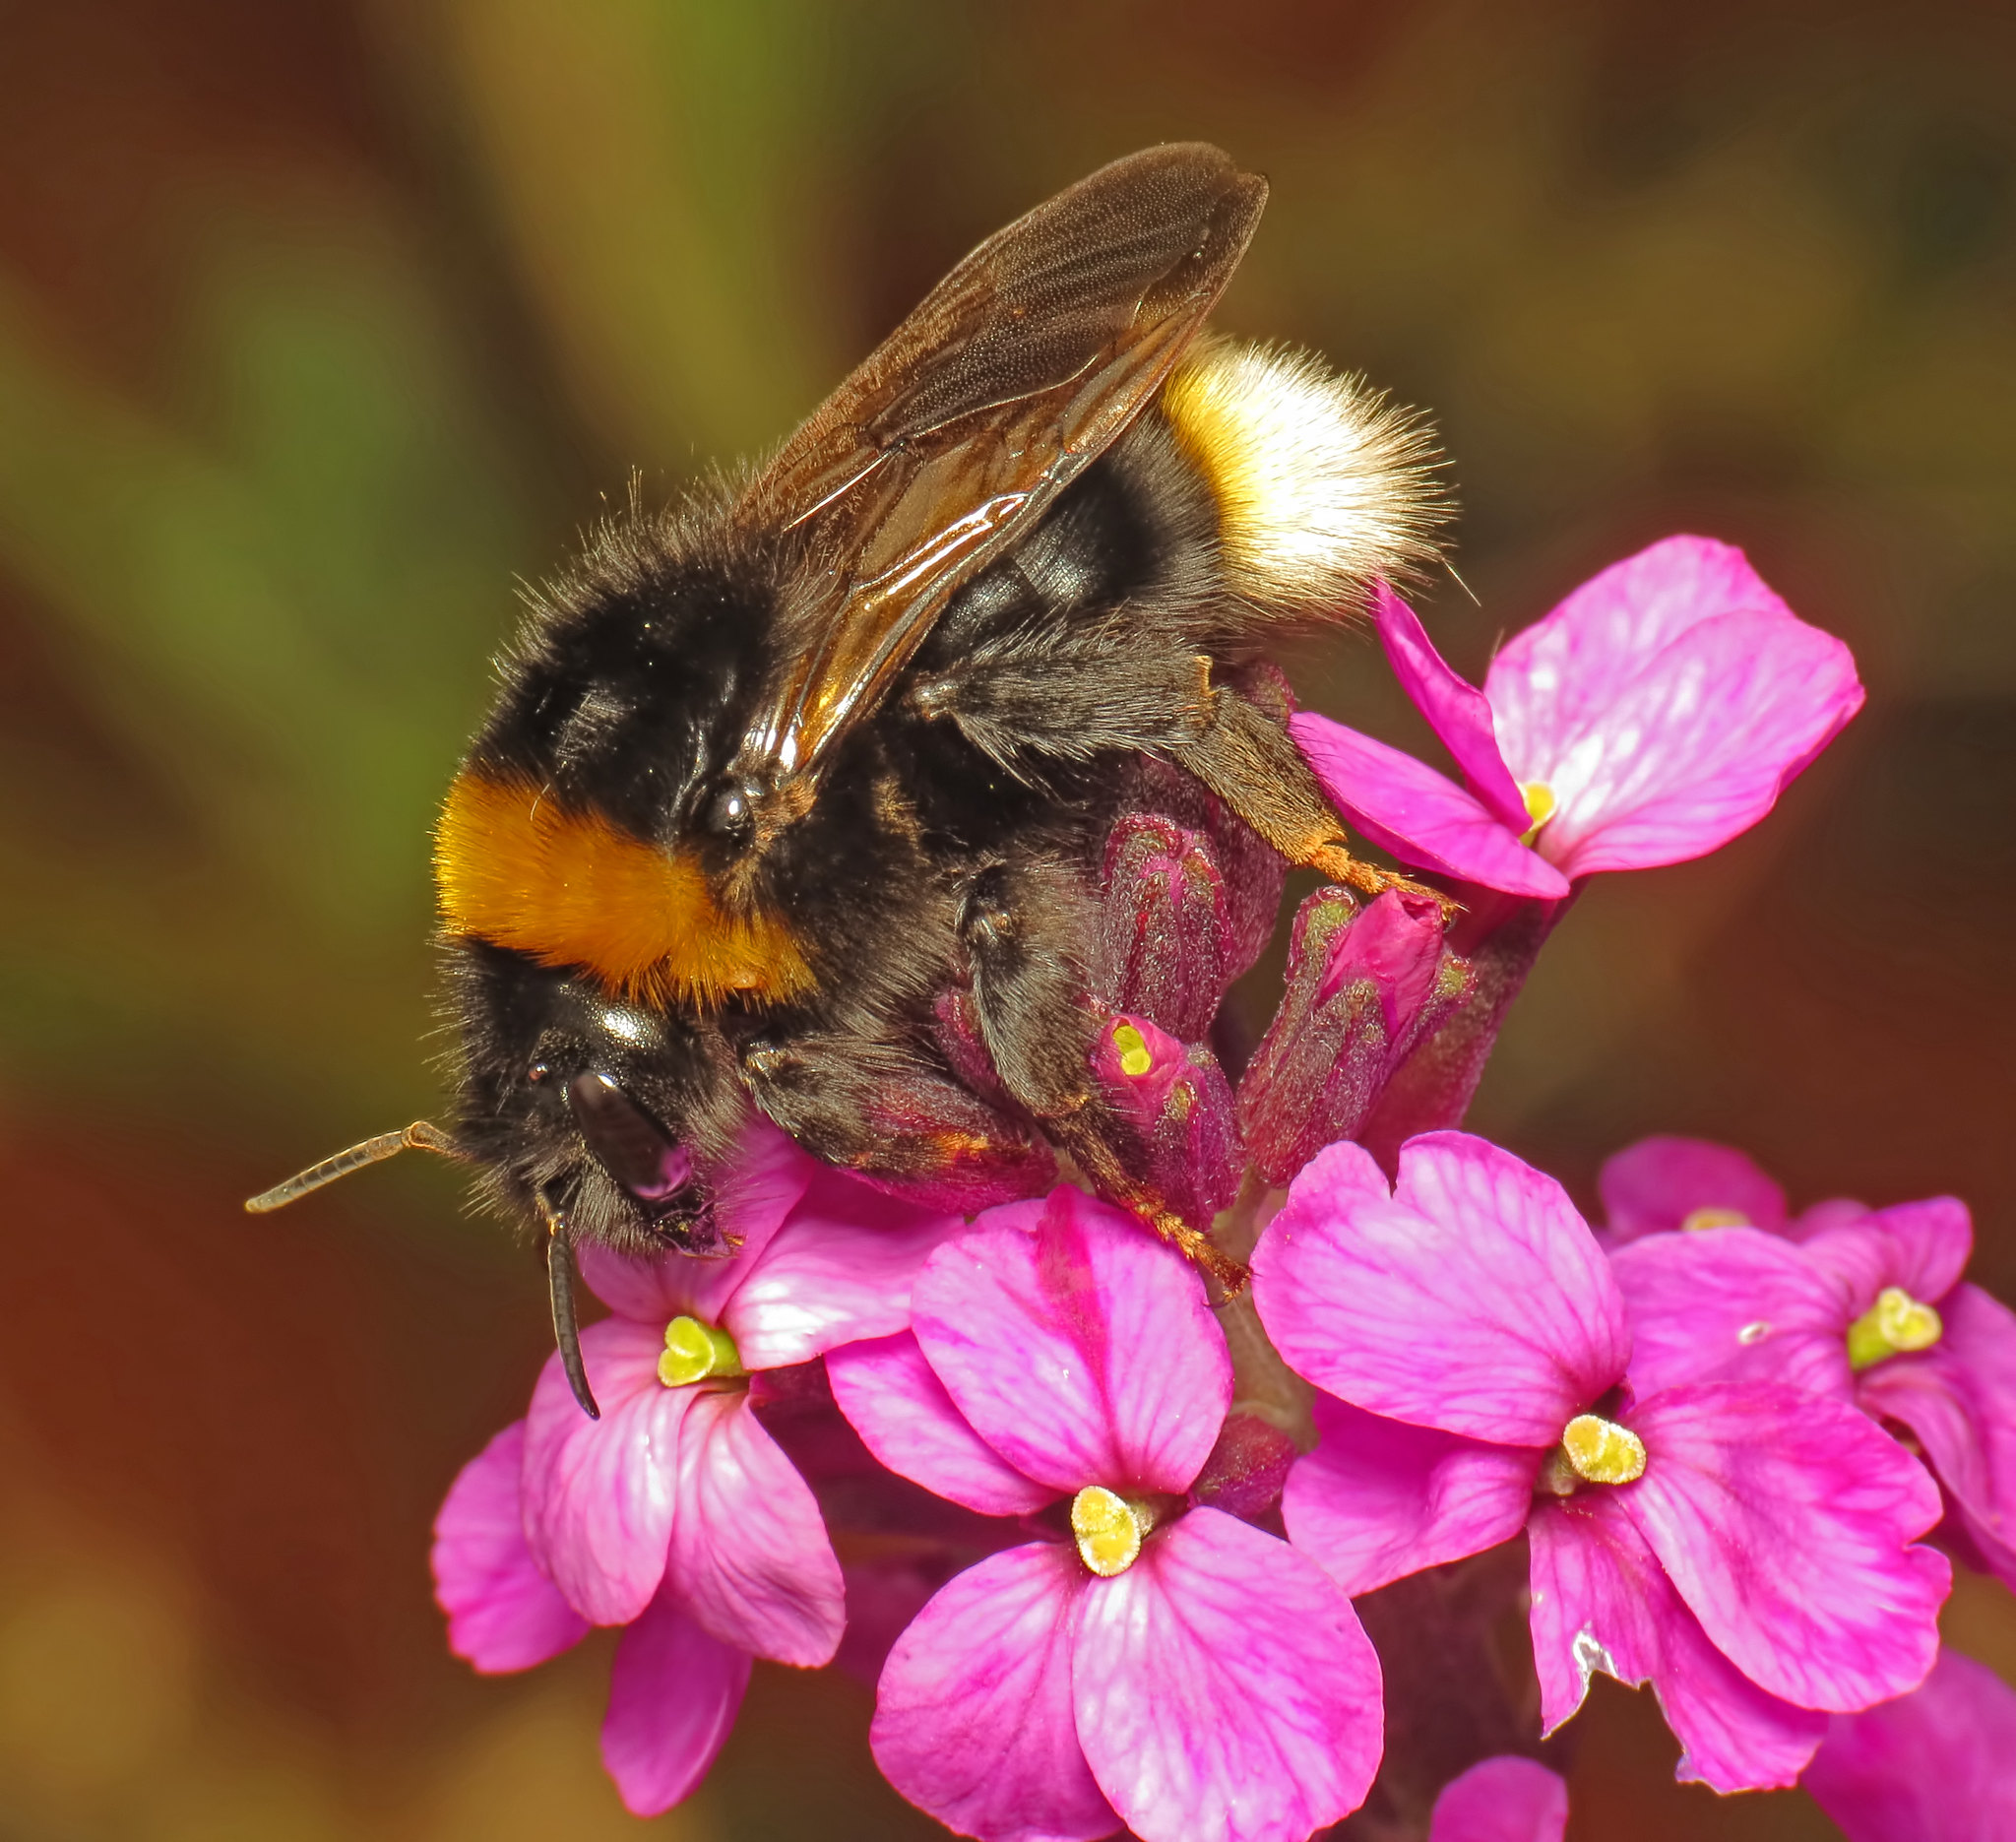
1097,814,1235,1041
931,985,1013,1110
1090,1011,1242,1231
1237,889,1475,1184
1103,761,1287,1007
858,1050,1056,1213
1186,1411,1300,1523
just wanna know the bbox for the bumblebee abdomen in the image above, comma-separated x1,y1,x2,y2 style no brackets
1161,339,1443,619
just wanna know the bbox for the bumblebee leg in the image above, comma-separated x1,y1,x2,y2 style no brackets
735,1017,1054,1200
1168,674,1459,917
957,860,1249,1293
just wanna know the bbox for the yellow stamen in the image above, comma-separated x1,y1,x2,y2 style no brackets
1680,1206,1752,1233
1519,781,1557,847
1561,1413,1647,1486
1847,1287,1943,1371
659,1315,745,1387
1111,1022,1154,1079
1071,1486,1162,1577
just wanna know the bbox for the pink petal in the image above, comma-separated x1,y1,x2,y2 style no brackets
1529,1492,1827,1791
723,1168,960,1370
664,1390,844,1666
1516,608,1863,878
1597,1135,1789,1242
600,1584,751,1816
1803,1649,2016,1842
1073,1508,1383,1842
1800,1197,1975,1314
1371,582,1529,831
578,1115,819,1322
1289,713,1570,899
431,1421,589,1673
1859,1283,2016,1573
1608,1227,1853,1400
828,1331,1055,1517
913,1188,1233,1497
1283,1394,1538,1596
871,1542,1119,1842
1187,1412,1299,1523
1857,1355,1999,1558
1789,1195,1874,1240
1483,536,1796,769
1940,1284,2016,1563
1425,1756,1568,1842
522,1316,696,1624
1620,1381,1949,1712
1255,1134,1629,1447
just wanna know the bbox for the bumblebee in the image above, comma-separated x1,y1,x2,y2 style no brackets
250,144,1441,1417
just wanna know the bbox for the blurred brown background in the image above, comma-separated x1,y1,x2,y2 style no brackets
0,2,2010,1837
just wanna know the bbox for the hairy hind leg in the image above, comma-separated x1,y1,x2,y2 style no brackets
1169,669,1459,916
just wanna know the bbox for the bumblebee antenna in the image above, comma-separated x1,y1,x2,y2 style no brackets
245,1121,460,1212
538,1192,601,1421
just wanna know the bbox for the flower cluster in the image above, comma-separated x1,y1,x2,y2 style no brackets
430,536,2016,1839
1255,1131,1947,1792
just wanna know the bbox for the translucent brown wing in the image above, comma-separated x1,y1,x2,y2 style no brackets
729,143,1267,790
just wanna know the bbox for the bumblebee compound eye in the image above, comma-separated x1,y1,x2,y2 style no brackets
702,777,761,845
566,1071,717,1247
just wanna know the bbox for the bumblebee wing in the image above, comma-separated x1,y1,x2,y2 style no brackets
730,142,1265,784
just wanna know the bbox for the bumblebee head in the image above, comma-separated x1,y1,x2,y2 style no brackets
247,942,750,1423
440,941,749,1258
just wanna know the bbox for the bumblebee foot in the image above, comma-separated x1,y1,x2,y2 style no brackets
1150,1207,1250,1297
1309,844,1463,923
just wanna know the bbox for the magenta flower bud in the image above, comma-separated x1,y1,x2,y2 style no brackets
859,1056,1057,1214
1090,1011,1241,1231
1237,888,1475,1184
1206,664,1293,980
1097,813,1235,1041
931,985,1011,1109
1186,1410,1300,1523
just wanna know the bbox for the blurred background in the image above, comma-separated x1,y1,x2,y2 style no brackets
0,1,2011,1836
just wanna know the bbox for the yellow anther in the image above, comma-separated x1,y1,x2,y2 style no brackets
1072,1486,1152,1577
659,1315,745,1388
1847,1287,1944,1371
1111,1023,1154,1079
1680,1206,1752,1233
1560,1414,1647,1486
1519,781,1557,846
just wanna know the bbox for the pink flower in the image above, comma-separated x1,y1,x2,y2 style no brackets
1606,1159,2016,1587
520,1124,956,1645
1290,537,1864,896
1426,1756,1568,1842
829,1186,1384,1842
1802,1649,2016,1841
1252,1132,1949,1793
432,1420,749,1815
1596,1133,1870,1244
433,1121,962,1813
1598,1134,1792,1242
